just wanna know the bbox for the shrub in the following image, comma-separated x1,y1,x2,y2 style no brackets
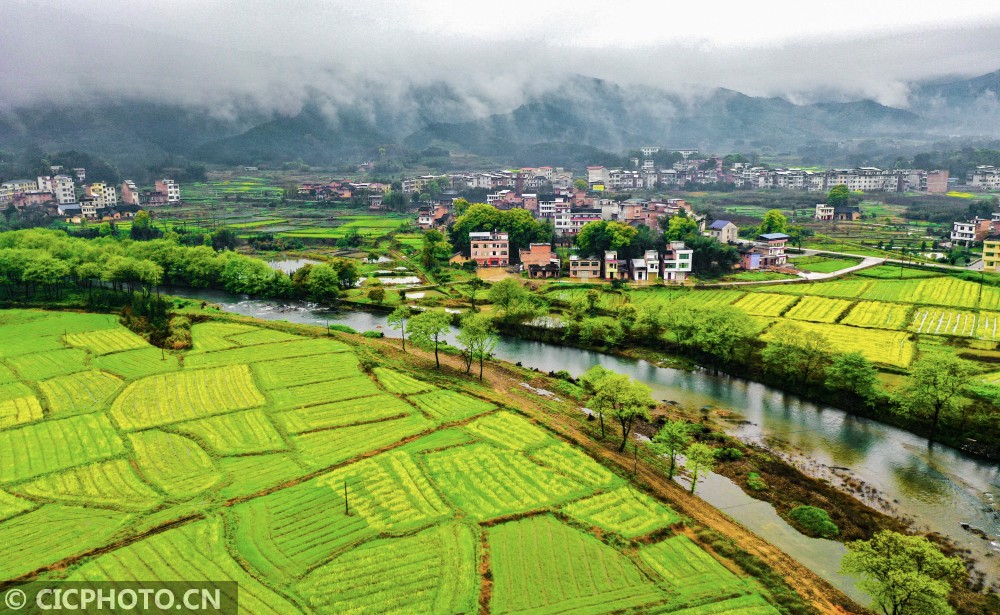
715,447,744,462
328,324,357,334
789,505,839,538
747,472,768,491
362,330,384,338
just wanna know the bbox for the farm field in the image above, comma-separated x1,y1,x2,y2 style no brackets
0,309,780,613
763,320,915,367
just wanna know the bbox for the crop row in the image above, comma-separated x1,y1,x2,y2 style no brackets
7,348,88,381
0,395,43,430
68,518,298,613
318,451,450,532
275,394,412,433
373,367,436,394
424,443,585,521
409,389,495,422
489,514,667,614
111,364,265,430
562,486,680,538
840,301,911,330
64,328,148,355
463,411,551,450
529,441,618,489
0,414,125,483
910,308,1000,341
762,320,914,367
13,459,160,512
174,408,287,455
639,536,748,604
253,353,360,389
129,430,220,498
0,504,132,580
784,296,853,323
190,322,258,353
732,293,800,317
233,477,373,582
295,523,478,615
267,375,380,410
292,413,433,470
38,370,122,416
92,347,180,379
183,337,350,369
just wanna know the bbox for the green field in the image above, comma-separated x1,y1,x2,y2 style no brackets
0,309,781,613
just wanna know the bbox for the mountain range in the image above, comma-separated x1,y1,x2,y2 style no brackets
2,70,1000,171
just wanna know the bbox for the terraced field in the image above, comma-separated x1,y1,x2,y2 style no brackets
763,320,915,367
0,309,783,613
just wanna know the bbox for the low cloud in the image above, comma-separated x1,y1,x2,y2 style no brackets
4,0,1000,118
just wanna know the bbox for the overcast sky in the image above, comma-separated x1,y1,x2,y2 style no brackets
5,0,1000,114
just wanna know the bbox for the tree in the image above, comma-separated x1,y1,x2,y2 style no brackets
575,220,638,260
466,277,487,311
305,263,341,303
664,301,758,362
366,283,385,304
684,442,715,494
761,322,834,385
899,355,974,437
827,184,851,208
590,373,653,452
580,365,613,437
756,209,789,236
421,229,452,270
450,203,550,256
651,420,693,479
456,314,498,379
840,530,964,615
826,352,879,404
409,310,451,368
663,212,699,241
387,305,413,351
573,178,589,191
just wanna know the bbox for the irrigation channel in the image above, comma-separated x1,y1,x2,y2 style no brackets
168,285,1000,601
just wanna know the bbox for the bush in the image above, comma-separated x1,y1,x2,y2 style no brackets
747,472,768,491
789,505,839,538
327,324,357,334
362,330,384,338
715,447,744,462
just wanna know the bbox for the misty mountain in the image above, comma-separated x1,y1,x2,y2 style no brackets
908,69,1000,134
405,77,924,155
1,70,998,170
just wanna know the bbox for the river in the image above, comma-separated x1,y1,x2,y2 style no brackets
169,287,1000,600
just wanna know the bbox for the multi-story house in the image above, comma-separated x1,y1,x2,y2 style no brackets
907,170,950,193
970,166,1000,191
604,251,625,280
814,204,835,221
567,208,601,235
661,241,693,283
569,255,601,280
0,179,37,203
756,233,789,267
951,219,991,245
705,220,739,243
519,244,560,278
983,236,1000,272
85,182,117,209
121,180,141,205
154,179,180,204
469,231,509,267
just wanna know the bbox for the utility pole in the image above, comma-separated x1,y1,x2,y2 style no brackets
344,480,348,515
